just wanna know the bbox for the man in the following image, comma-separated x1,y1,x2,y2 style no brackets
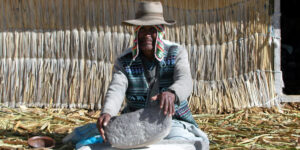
97,1,209,148
64,1,209,149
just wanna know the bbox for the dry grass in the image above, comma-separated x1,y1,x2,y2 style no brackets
0,104,99,149
197,103,300,149
0,103,299,150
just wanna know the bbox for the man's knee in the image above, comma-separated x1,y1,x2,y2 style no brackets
165,120,209,150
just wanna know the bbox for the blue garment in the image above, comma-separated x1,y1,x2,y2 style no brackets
165,120,209,142
164,120,210,150
67,123,101,144
76,135,103,149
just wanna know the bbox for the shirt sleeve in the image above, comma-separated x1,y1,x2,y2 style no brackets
168,46,193,103
101,58,128,117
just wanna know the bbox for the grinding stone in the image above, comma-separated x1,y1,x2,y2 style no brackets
77,140,206,150
104,103,172,149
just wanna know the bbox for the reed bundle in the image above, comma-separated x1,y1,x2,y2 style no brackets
0,0,276,113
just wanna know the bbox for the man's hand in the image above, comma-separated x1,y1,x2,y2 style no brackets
96,113,111,142
151,91,175,116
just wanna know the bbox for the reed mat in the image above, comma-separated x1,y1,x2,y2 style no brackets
0,103,299,150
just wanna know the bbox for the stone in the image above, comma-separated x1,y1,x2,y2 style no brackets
104,102,172,149
77,140,205,150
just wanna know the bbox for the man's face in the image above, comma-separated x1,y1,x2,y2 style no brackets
138,26,157,53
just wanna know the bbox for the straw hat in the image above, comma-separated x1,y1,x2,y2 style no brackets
122,1,176,26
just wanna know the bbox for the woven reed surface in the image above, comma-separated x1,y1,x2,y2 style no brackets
0,0,276,113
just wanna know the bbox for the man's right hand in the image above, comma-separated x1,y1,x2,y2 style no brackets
96,113,111,142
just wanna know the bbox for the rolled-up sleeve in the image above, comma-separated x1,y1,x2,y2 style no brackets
101,58,128,116
168,46,193,102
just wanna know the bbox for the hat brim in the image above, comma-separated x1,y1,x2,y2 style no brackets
122,19,176,26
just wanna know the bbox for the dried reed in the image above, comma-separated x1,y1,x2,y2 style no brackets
0,0,276,113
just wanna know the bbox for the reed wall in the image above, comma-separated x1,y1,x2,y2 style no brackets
0,0,277,113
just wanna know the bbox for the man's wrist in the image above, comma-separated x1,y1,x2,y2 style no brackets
167,89,179,104
100,112,111,117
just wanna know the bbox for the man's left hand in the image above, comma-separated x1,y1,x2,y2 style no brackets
151,91,175,116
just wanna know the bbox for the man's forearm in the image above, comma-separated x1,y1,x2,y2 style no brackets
168,46,193,102
101,59,128,116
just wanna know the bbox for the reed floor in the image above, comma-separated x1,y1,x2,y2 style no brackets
0,103,299,150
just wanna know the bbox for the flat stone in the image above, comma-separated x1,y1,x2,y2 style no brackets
104,103,172,149
77,140,204,150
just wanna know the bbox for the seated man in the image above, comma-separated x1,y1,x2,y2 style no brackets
64,1,209,149
98,1,209,148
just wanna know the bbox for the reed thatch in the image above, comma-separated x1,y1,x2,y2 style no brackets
0,0,277,113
